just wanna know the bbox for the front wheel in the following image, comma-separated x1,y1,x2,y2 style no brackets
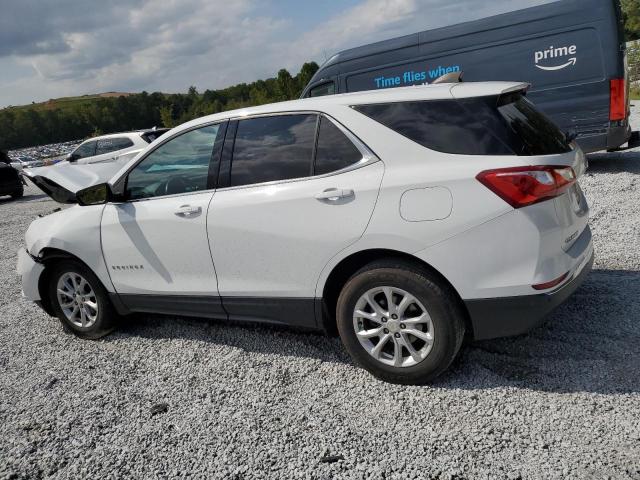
47,260,117,339
336,260,465,384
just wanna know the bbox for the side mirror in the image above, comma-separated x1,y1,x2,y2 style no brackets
66,153,80,162
76,183,114,206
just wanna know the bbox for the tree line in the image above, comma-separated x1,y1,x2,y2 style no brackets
0,63,319,151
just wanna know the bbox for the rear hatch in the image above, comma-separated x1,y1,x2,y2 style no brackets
352,82,589,253
450,84,589,252
553,156,589,252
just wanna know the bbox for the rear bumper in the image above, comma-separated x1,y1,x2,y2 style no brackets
465,245,594,341
575,123,631,153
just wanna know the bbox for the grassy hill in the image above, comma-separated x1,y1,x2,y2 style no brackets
2,92,135,113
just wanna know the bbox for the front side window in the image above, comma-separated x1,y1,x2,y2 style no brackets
230,114,317,187
314,117,363,175
73,141,97,159
309,82,335,98
354,94,571,156
126,125,220,200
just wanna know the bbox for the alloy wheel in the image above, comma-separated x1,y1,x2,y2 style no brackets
353,286,434,368
56,272,99,328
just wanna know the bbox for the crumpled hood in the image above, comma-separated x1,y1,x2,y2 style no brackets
22,158,130,203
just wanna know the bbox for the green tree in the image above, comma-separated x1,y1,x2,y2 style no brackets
295,62,320,96
628,41,640,93
622,0,640,41
159,105,176,128
276,69,296,101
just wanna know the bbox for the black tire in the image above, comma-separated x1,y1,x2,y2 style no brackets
47,260,118,339
11,185,23,199
336,259,465,385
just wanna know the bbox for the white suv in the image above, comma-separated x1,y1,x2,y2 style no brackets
65,129,169,165
17,82,593,384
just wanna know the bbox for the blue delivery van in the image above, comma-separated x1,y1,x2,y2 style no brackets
301,0,636,153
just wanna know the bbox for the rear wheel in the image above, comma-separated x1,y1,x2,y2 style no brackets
336,260,465,384
47,260,117,339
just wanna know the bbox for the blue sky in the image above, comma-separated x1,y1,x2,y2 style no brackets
0,0,554,108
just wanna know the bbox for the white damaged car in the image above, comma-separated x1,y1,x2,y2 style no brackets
17,82,593,384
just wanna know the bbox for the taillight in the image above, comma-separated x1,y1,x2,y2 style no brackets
476,166,576,208
610,78,627,121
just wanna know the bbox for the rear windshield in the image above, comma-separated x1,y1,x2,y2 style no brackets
353,94,572,156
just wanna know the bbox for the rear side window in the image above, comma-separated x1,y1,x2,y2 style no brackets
314,117,363,175
96,137,134,155
353,94,571,156
230,114,317,187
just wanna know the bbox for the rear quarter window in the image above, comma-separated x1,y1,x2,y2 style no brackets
314,117,363,175
353,94,571,156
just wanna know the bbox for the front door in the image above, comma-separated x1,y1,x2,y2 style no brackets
101,123,226,315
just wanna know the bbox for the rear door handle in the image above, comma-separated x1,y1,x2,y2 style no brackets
174,205,202,217
315,188,355,201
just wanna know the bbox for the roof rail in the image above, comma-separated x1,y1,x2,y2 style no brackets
432,71,464,84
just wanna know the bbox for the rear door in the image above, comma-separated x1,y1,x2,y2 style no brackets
101,123,226,313
207,113,383,326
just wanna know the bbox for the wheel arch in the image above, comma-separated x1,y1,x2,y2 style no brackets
319,248,472,337
37,248,108,317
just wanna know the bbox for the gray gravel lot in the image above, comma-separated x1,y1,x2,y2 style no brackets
1,114,640,479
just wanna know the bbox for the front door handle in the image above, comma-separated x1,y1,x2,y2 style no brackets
174,205,202,217
315,188,355,201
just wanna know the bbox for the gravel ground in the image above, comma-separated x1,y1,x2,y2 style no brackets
1,115,640,480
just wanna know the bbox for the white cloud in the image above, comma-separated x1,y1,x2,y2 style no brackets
0,0,561,107
290,0,419,62
1,0,288,105
284,0,560,68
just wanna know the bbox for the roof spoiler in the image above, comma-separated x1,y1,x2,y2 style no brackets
432,71,464,84
500,83,531,94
